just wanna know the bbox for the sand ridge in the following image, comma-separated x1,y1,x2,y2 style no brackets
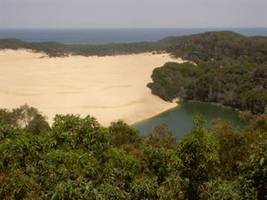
0,50,184,126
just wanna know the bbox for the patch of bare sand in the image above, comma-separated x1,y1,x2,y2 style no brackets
0,50,185,126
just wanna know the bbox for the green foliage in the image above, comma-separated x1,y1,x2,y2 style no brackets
0,170,44,200
148,62,198,101
162,31,267,64
149,62,267,114
0,104,50,134
0,38,163,57
148,32,267,114
143,145,173,184
103,148,141,191
177,115,220,200
130,176,159,200
109,121,141,147
157,175,183,200
200,179,252,200
242,89,267,114
242,144,267,200
145,124,177,149
52,114,109,159
0,106,266,199
210,120,248,178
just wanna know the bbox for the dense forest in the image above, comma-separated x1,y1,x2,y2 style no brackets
148,32,267,114
0,105,266,199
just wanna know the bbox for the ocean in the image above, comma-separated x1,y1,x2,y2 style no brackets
0,28,267,44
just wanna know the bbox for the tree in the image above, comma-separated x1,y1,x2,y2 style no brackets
26,113,50,134
242,143,267,200
146,124,177,149
200,179,249,200
242,89,267,114
176,115,220,200
109,121,141,147
52,114,109,159
130,176,159,200
0,104,50,134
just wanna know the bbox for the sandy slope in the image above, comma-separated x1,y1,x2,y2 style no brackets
0,49,184,126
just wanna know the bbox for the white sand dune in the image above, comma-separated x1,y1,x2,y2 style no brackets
0,49,184,126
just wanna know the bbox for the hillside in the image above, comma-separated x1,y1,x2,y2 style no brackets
160,31,267,63
148,32,267,114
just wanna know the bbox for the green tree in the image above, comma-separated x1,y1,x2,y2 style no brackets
242,89,267,114
200,179,250,200
109,121,141,147
176,115,220,200
52,114,109,159
130,176,158,200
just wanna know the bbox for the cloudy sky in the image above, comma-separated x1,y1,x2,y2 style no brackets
0,0,266,29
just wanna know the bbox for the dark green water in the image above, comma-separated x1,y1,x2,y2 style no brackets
133,101,247,137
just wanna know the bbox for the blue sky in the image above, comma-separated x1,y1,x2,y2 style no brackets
1,0,266,29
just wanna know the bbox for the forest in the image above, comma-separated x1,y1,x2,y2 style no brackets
148,32,267,114
0,105,266,200
0,38,162,57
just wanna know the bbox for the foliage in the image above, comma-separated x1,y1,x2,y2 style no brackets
0,106,266,200
148,32,267,114
0,38,163,57
176,115,220,200
0,31,267,199
109,121,141,147
130,176,159,200
200,179,253,200
148,62,267,114
0,104,50,134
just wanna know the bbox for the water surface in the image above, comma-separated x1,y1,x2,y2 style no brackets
134,101,247,137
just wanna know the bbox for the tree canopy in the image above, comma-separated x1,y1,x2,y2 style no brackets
0,106,266,199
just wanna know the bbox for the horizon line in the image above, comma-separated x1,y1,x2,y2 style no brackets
1,27,267,30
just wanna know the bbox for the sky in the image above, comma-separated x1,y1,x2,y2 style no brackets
0,0,267,29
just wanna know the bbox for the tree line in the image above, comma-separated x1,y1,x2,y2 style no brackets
0,38,162,57
148,32,267,114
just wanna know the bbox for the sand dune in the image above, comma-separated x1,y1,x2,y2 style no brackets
0,49,184,126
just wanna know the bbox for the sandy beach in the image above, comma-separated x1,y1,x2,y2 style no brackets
0,49,184,126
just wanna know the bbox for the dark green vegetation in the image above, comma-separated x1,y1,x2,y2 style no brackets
0,105,266,199
0,38,162,57
148,32,267,114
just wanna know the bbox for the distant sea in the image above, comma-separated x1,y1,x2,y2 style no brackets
0,28,267,44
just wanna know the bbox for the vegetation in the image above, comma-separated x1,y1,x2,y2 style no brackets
148,32,267,114
0,106,266,199
0,31,266,199
0,38,163,57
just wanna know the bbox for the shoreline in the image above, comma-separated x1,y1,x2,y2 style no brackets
131,99,180,126
0,49,184,126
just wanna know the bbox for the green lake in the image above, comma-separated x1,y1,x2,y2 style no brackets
133,101,248,137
